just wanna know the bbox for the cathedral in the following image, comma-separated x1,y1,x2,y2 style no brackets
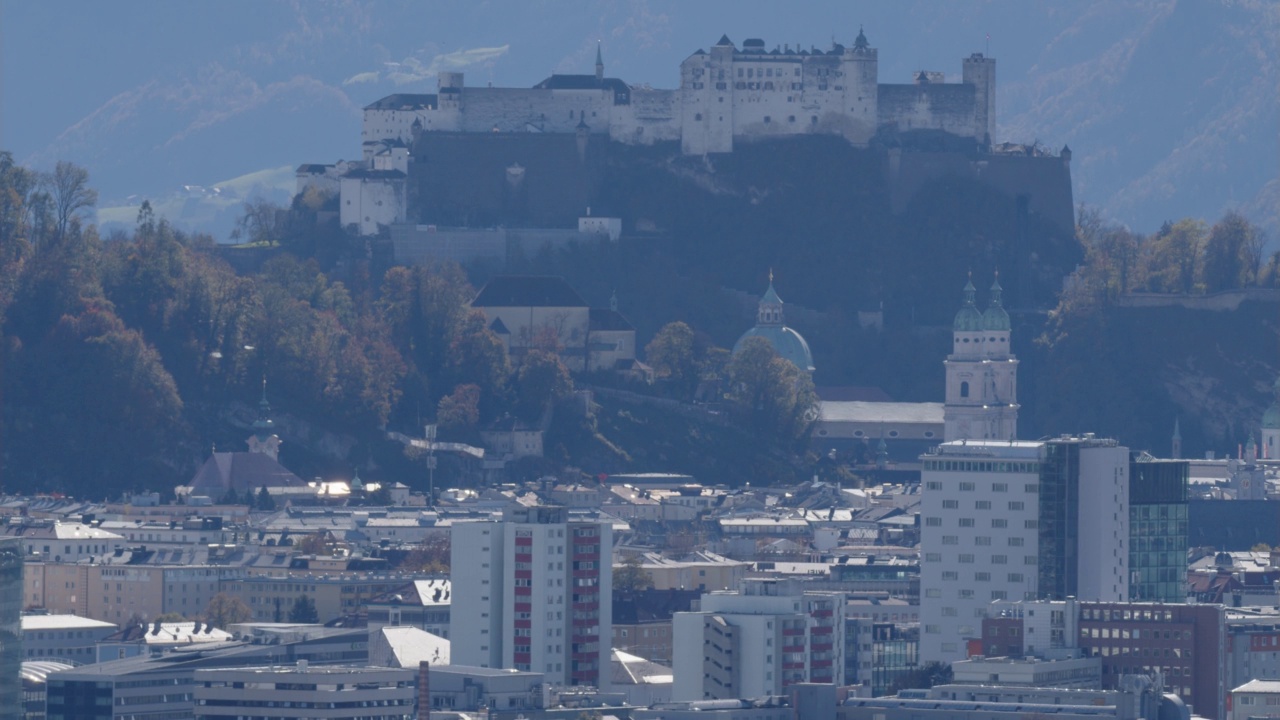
943,274,1019,442
733,273,815,373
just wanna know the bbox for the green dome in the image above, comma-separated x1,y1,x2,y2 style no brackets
734,326,815,373
954,279,982,331
982,277,1010,331
1266,377,1280,429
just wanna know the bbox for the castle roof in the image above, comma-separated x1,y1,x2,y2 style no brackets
533,74,629,93
364,93,438,111
716,35,734,47
472,275,588,308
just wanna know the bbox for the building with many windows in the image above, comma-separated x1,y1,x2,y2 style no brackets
192,664,416,720
1127,456,1188,603
672,580,844,700
920,436,1131,662
450,507,613,688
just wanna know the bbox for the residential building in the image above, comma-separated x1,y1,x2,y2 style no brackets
844,619,917,696
366,579,451,637
671,581,844,700
426,664,544,713
449,506,613,688
1230,680,1280,720
13,523,124,563
192,664,416,720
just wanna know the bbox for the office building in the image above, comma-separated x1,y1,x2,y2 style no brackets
192,664,416,720
920,436,1130,662
450,506,612,688
1127,456,1188,603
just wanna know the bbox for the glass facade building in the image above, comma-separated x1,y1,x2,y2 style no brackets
0,537,22,720
1128,456,1189,602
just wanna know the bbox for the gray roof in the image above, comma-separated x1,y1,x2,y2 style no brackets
818,401,944,425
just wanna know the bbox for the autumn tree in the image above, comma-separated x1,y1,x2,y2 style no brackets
1201,211,1257,291
204,592,253,628
516,349,573,422
399,535,451,573
437,384,481,440
1144,219,1206,293
726,336,817,442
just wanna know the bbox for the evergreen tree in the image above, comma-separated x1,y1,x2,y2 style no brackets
288,594,319,623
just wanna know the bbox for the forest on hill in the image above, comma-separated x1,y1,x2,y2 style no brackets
2,150,1277,499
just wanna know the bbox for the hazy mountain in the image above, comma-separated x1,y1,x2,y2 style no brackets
3,0,1275,238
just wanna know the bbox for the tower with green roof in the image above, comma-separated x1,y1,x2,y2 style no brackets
732,272,815,373
246,377,282,462
943,274,1019,442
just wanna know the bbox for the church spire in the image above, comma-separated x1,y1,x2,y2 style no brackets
954,274,982,331
595,41,604,81
982,272,1011,331
248,374,282,462
758,270,784,325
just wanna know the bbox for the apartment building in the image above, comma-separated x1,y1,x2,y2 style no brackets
450,506,613,688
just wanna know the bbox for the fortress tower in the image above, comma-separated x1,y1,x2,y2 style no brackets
962,53,997,147
943,275,1018,441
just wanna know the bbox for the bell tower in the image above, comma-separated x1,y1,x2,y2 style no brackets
944,274,1019,442
247,377,282,462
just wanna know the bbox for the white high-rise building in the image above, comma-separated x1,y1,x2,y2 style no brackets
944,276,1019,442
671,581,844,700
919,437,1130,663
450,507,612,688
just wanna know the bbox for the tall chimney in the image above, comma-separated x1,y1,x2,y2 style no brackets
418,661,431,720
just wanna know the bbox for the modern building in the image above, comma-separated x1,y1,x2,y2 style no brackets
192,664,416,720
449,506,613,688
943,276,1018,442
671,581,844,700
844,619,917,696
0,537,21,720
426,664,545,713
21,615,116,664
45,627,368,720
919,436,1131,662
839,678,1184,720
733,274,814,373
950,654,1102,689
1127,456,1189,602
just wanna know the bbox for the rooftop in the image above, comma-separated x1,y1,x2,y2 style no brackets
819,401,943,425
22,615,116,631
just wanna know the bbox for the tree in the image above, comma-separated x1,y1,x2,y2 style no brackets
288,594,319,623
726,336,817,442
296,532,329,556
1144,219,1206,293
437,384,481,439
232,198,287,246
399,535,450,573
255,486,276,511
203,592,252,628
444,308,511,411
1201,211,1255,291
613,555,654,593
646,321,698,395
516,349,573,422
47,161,97,241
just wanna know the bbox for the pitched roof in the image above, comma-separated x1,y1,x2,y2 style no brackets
532,75,630,94
589,307,634,332
472,276,588,308
188,452,305,497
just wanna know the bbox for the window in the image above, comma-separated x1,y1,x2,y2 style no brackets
992,519,1008,528
992,483,1008,492
942,571,958,581
925,517,942,527
924,553,942,562
1009,501,1025,511
959,482,975,491
926,481,942,491
976,501,992,510
959,518,975,527
960,381,970,398
942,536,959,545
942,500,959,509
1009,537,1025,547
959,554,975,563
992,555,1008,564
1025,520,1039,529
975,536,992,546
974,572,990,582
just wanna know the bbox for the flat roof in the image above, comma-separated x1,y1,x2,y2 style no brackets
22,615,116,631
819,401,943,425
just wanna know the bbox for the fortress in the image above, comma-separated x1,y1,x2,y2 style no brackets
359,29,996,159
302,30,1064,239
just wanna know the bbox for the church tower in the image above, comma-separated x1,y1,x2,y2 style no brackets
1262,375,1280,460
247,378,282,462
944,275,1019,442
595,42,604,82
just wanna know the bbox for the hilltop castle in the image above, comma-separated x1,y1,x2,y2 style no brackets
302,30,1014,235
360,29,995,158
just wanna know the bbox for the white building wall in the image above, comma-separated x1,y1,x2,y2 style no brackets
920,441,1044,663
340,175,407,236
1075,445,1130,602
944,327,1018,442
449,521,504,668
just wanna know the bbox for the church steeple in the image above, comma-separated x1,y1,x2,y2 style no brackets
982,273,1010,331
1171,418,1182,459
247,375,282,462
758,269,784,326
944,272,1019,442
595,41,604,81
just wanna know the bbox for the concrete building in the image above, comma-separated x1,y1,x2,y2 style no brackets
449,506,613,688
21,615,116,664
1230,680,1280,720
425,664,544,713
672,581,844,701
192,664,416,720
366,579,451,637
14,523,124,564
951,655,1101,689
920,436,1131,662
839,679,1184,720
